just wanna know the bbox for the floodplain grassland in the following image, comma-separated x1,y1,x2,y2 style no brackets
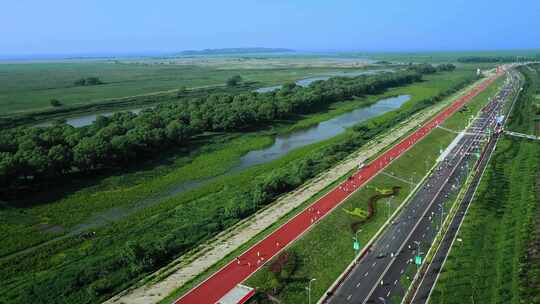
430,65,540,304
244,73,504,304
0,68,478,304
0,60,374,115
360,49,540,64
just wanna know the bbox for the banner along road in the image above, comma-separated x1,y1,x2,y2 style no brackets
174,71,503,304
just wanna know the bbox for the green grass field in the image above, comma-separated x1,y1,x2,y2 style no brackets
0,61,374,115
359,49,540,64
429,64,540,304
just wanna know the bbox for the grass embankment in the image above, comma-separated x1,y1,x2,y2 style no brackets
430,65,540,304
245,74,504,304
0,69,476,304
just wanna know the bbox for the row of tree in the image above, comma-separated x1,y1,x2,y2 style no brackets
458,55,540,63
74,77,103,86
406,63,455,74
0,68,437,192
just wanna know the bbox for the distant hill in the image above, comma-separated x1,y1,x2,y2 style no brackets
178,48,295,56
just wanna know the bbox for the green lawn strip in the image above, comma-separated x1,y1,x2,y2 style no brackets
400,263,418,292
243,75,503,303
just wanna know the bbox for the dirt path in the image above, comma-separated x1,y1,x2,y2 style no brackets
104,78,487,304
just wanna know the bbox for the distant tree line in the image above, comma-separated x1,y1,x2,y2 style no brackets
457,55,540,63
407,63,455,74
226,75,243,87
0,68,439,193
74,77,103,86
436,63,456,72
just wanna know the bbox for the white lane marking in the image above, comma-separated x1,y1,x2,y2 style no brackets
356,282,361,288
394,279,398,286
365,272,369,277
347,294,352,301
359,117,484,304
372,262,377,267
387,290,391,297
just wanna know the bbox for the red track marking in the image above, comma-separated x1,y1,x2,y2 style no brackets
174,72,503,304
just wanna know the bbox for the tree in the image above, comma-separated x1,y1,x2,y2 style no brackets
165,120,188,143
47,145,72,175
50,99,62,107
74,78,86,86
177,86,187,98
85,77,103,86
73,137,109,170
437,64,456,72
282,82,297,91
74,77,103,86
226,75,242,87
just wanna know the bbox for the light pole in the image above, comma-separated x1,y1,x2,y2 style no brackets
414,241,421,254
386,197,393,218
355,229,362,244
307,278,316,304
414,240,422,270
438,203,444,230
353,229,362,262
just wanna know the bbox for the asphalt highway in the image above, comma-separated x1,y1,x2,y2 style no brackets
326,72,511,304
409,70,521,304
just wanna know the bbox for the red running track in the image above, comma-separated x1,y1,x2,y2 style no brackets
175,72,503,304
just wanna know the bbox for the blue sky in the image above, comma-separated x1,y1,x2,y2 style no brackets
1,0,539,55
